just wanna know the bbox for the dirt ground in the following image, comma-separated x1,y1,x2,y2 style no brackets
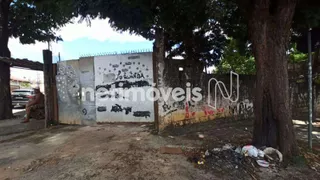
0,124,215,180
0,119,319,180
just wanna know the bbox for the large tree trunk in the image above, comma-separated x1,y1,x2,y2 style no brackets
249,0,298,161
0,0,13,119
183,31,205,88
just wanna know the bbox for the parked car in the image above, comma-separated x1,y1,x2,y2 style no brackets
11,89,35,108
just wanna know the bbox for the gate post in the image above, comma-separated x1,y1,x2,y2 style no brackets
52,64,59,124
43,50,54,127
153,28,165,133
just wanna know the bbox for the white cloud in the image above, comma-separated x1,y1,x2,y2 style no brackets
57,18,147,42
11,68,43,82
8,18,149,62
8,18,150,82
9,38,66,62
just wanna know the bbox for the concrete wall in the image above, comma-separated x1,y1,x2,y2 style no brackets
157,73,255,129
56,60,83,124
156,58,318,130
55,52,316,128
56,53,155,124
94,53,154,122
79,57,96,124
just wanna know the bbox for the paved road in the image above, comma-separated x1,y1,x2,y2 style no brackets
12,108,25,115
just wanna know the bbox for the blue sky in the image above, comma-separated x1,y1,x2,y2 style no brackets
60,38,153,62
9,18,153,81
9,18,153,63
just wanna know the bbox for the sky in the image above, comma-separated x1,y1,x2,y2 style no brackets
9,18,153,81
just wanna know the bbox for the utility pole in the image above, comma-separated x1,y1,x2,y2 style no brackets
47,41,51,51
58,52,61,62
308,28,313,150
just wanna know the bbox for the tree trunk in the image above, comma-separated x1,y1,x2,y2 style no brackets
249,0,298,162
183,30,205,88
0,0,13,119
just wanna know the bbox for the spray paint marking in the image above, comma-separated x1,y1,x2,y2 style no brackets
133,111,151,118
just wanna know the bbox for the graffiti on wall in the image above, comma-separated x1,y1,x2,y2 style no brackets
56,61,83,124
56,58,97,125
56,63,80,103
94,53,154,122
154,54,257,129
96,80,151,91
159,93,227,127
159,96,253,127
157,83,254,127
79,58,96,122
227,100,253,119
110,104,132,115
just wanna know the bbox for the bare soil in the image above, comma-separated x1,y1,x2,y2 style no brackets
0,124,214,180
0,119,319,180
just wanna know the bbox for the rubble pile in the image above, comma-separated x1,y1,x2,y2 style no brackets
185,144,283,179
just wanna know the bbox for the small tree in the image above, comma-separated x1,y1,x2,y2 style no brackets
20,82,31,88
216,39,256,74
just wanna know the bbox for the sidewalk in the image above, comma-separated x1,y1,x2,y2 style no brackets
0,109,45,136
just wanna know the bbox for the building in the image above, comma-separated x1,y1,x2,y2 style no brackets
10,76,31,92
10,68,45,93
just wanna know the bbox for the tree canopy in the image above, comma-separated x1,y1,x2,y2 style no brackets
213,0,320,53
215,39,255,74
72,0,226,66
9,0,75,45
216,41,308,75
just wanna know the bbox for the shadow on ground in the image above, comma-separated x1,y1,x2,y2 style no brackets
0,118,319,180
